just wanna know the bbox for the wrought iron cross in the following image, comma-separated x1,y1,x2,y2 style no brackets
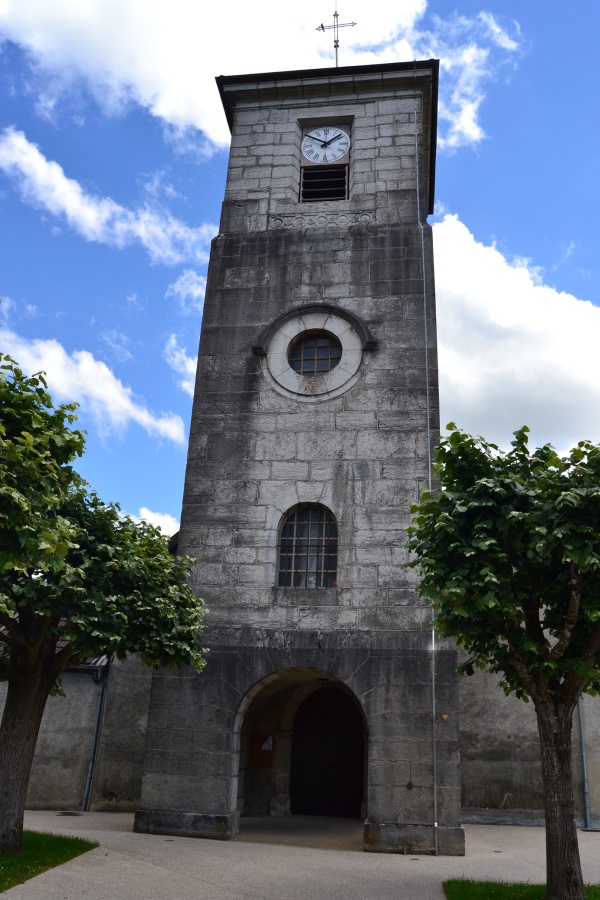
316,7,357,68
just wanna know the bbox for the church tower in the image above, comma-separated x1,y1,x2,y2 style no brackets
135,60,464,855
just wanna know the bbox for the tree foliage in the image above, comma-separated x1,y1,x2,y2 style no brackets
407,424,600,900
0,356,84,578
0,354,206,676
407,424,600,705
0,354,205,852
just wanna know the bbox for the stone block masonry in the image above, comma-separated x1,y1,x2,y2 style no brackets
135,61,464,856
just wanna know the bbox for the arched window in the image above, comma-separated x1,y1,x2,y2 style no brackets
278,505,337,588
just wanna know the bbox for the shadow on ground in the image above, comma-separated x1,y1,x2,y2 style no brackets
236,815,364,851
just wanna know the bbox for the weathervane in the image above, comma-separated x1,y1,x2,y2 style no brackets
316,7,357,68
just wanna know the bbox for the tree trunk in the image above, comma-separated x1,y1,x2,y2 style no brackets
535,698,584,900
0,659,56,852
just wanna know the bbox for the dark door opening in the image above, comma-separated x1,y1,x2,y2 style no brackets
290,686,364,818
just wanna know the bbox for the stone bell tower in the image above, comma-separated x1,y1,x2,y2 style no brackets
135,59,464,855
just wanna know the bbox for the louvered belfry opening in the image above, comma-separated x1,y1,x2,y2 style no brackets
300,164,348,202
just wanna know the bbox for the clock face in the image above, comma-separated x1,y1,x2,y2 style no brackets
301,127,350,164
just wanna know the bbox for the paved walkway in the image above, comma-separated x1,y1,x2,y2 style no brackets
4,811,600,899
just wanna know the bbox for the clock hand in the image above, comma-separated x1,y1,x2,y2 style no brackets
322,132,343,147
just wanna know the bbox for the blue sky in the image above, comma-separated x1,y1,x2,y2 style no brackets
1,0,599,533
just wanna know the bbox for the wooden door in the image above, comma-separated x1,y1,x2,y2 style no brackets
290,686,364,817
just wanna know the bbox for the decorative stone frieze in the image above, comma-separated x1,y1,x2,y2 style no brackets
270,212,373,229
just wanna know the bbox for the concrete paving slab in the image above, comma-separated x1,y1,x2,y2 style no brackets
3,812,599,900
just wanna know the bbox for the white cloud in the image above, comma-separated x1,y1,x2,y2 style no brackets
553,240,576,271
166,269,206,316
0,296,16,318
405,13,521,150
478,12,520,52
101,328,133,362
126,292,142,311
135,507,179,536
0,127,217,264
164,335,197,398
142,169,181,204
0,327,185,444
0,1,521,151
434,214,600,452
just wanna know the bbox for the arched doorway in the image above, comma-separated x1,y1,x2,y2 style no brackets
290,685,364,818
235,670,366,820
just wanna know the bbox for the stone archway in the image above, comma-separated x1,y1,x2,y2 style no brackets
235,669,366,820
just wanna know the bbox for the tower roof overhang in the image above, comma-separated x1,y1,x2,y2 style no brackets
216,59,439,215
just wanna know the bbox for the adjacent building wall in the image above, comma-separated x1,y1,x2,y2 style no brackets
0,657,151,811
460,666,600,826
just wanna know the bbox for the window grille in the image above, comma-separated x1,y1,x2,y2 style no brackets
288,332,342,376
278,505,338,588
300,164,348,202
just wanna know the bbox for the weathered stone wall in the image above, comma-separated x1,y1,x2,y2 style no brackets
137,637,462,852
0,657,151,811
581,695,600,822
220,91,426,233
91,657,153,811
183,224,438,619
136,64,464,855
460,666,600,826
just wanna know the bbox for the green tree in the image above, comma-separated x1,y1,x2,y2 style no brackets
407,425,600,900
0,356,206,852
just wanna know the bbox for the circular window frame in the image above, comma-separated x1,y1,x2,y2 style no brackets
260,308,368,402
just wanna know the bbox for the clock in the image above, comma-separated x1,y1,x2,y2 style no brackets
301,126,350,164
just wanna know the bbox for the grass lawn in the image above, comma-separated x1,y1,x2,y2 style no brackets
0,830,97,893
444,881,600,899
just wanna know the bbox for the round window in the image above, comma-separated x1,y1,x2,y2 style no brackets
288,332,342,377
260,309,366,402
